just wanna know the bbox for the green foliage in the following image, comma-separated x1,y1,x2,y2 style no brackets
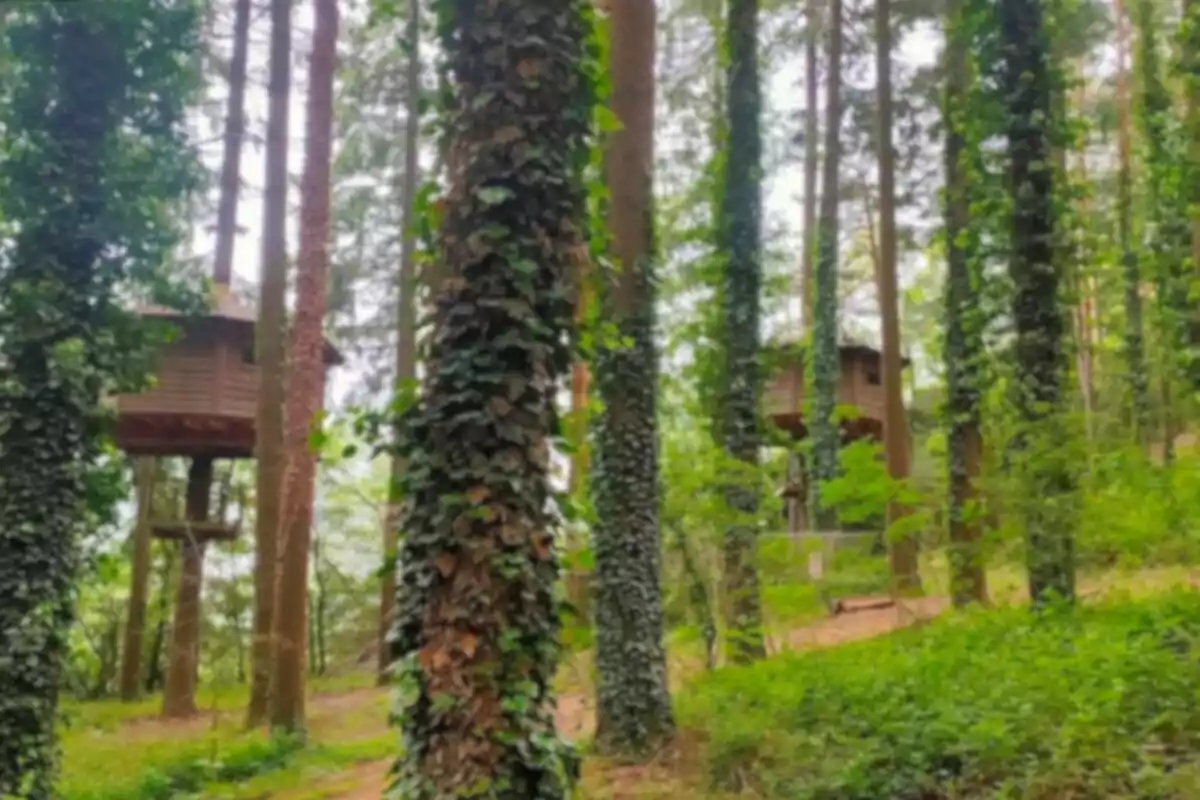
0,4,201,795
680,590,1200,798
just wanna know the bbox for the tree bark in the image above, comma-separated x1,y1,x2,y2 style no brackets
943,0,987,607
212,0,251,288
162,457,214,719
809,0,844,532
1113,0,1151,446
1000,0,1075,604
145,544,175,693
1185,0,1200,388
379,0,421,687
247,0,292,729
271,0,338,735
593,0,674,757
388,0,592,792
801,0,820,328
875,0,920,593
721,0,767,665
119,458,158,701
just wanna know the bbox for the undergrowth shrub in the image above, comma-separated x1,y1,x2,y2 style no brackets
1075,450,1200,567
678,590,1200,799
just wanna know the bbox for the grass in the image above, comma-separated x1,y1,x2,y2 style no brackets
58,562,1200,799
677,588,1200,799
58,673,385,800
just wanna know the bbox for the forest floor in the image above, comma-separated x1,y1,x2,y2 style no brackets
65,563,1200,799
307,595,948,800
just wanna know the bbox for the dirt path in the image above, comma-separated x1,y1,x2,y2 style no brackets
320,598,947,799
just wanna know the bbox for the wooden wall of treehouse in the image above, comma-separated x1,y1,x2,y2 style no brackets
764,347,889,433
116,320,259,421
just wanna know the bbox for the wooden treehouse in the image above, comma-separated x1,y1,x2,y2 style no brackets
764,338,910,534
113,286,342,461
110,283,341,717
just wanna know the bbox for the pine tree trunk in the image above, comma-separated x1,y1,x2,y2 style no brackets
1135,0,1189,454
388,1,592,792
592,0,674,757
247,0,292,729
1000,0,1076,604
801,0,820,327
213,0,251,288
1113,0,1151,446
119,458,158,701
943,0,988,607
721,0,767,666
809,0,844,532
875,0,920,593
271,0,338,735
379,0,422,689
1185,0,1200,388
146,545,175,694
162,458,214,719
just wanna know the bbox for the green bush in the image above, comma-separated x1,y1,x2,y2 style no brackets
678,590,1200,799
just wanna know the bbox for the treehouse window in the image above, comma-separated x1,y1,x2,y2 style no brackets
866,365,881,386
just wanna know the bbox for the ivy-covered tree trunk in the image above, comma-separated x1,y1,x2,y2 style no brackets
1135,0,1191,454
943,0,988,607
387,0,594,795
0,4,198,792
875,0,920,593
809,0,844,532
1183,0,1200,388
119,459,158,701
720,0,767,666
1000,0,1076,605
379,0,422,688
272,0,338,735
248,0,293,729
1113,0,1151,446
592,0,674,757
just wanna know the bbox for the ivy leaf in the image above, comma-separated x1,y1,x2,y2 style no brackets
476,186,515,206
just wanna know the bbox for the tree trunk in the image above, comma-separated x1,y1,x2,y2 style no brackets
1184,0,1200,389
720,0,767,666
801,0,820,328
119,458,158,701
213,0,251,288
1000,0,1075,604
1135,0,1189,454
379,0,421,688
162,458,214,719
875,0,920,593
1113,0,1151,446
146,544,176,694
592,0,674,757
247,0,293,729
271,0,338,735
809,0,844,532
943,0,988,607
388,0,592,792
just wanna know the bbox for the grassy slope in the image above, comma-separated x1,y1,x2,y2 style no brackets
60,565,1200,798
680,589,1200,799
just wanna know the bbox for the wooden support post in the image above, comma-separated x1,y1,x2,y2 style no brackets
161,456,214,718
119,458,156,701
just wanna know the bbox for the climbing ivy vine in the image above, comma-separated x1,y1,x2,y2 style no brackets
0,3,201,796
385,0,600,796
